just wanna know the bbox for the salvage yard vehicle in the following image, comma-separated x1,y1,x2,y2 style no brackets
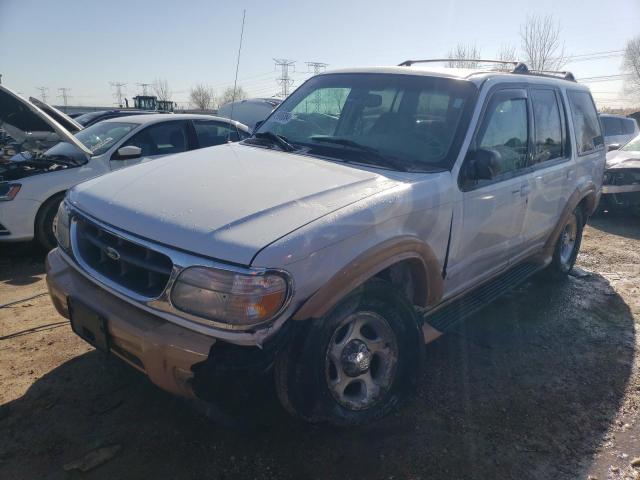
0,85,251,249
601,133,640,215
46,60,605,426
600,113,639,150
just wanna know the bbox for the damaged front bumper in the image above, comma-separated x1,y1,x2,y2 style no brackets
47,248,213,398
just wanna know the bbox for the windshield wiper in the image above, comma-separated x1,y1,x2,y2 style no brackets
309,136,408,172
253,131,296,152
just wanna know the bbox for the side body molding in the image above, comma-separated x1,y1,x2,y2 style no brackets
292,236,444,320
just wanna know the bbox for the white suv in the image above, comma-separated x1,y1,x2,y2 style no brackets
46,60,605,425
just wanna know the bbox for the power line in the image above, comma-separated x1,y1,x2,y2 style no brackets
57,88,71,107
36,86,49,103
274,58,296,98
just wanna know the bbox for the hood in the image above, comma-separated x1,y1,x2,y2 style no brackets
70,143,402,265
606,149,640,170
0,85,92,156
29,97,83,134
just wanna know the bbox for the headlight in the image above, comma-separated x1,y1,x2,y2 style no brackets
0,183,21,201
54,200,71,251
171,266,290,326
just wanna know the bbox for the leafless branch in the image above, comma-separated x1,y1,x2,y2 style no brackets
219,86,247,107
189,84,215,110
519,14,566,71
446,43,482,69
153,78,172,102
623,36,640,98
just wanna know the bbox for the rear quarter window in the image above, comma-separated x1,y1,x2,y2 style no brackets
567,91,603,155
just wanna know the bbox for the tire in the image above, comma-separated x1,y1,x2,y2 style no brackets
274,279,424,426
35,193,65,251
545,206,584,279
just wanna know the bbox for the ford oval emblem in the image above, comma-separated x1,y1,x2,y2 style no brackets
104,246,121,261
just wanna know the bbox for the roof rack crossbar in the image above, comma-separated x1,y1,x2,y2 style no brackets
398,58,576,82
528,69,576,82
398,58,520,67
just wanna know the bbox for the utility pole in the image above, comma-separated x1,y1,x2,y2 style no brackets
273,58,296,98
36,86,49,103
137,83,152,95
58,87,71,108
110,82,127,107
306,62,328,112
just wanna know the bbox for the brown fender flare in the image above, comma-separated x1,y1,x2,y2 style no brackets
542,184,597,258
292,236,444,320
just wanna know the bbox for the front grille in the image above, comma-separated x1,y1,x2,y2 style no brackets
74,216,173,298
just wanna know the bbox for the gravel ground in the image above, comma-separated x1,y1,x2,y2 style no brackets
0,211,638,480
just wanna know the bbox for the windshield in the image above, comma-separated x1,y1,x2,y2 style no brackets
253,73,477,171
621,134,640,152
74,121,137,155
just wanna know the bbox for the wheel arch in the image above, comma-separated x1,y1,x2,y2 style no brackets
34,190,67,227
542,184,596,259
292,236,444,321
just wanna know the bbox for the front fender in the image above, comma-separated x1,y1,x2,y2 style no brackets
292,236,444,320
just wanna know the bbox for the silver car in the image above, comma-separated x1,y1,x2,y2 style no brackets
47,60,605,425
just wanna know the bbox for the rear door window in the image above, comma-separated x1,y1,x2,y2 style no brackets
121,121,189,156
530,89,564,164
193,120,238,146
567,91,603,155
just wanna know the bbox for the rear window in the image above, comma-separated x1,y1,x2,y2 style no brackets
567,91,603,155
601,116,622,136
623,118,637,135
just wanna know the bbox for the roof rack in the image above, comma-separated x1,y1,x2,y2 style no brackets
397,59,576,82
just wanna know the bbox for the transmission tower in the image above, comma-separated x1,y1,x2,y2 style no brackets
110,82,127,107
58,88,71,107
36,86,49,103
273,58,296,98
306,62,328,112
306,61,328,75
137,83,152,95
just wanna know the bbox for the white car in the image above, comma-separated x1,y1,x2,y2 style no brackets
600,113,639,150
0,86,250,249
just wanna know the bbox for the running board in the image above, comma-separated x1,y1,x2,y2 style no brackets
422,262,541,341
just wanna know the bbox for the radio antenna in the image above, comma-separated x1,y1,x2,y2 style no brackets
227,9,246,142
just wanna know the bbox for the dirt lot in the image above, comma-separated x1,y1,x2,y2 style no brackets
1,211,639,480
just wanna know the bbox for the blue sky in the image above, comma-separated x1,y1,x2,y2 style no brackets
1,0,638,108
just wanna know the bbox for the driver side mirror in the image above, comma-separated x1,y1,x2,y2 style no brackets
607,143,621,152
464,148,502,181
114,145,142,160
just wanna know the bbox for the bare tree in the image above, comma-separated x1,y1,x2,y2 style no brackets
497,44,518,70
446,43,482,68
153,78,171,101
520,14,566,71
622,36,640,97
189,84,215,110
218,86,247,107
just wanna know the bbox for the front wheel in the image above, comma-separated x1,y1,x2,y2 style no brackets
275,279,424,426
35,193,65,251
546,207,584,278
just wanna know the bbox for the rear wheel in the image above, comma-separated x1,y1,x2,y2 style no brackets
546,207,584,279
275,279,423,426
35,193,64,251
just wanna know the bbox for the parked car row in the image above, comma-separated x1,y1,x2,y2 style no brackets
0,85,251,248
44,60,606,425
